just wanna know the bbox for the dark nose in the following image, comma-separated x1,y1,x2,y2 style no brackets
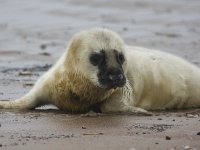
108,74,123,84
106,69,124,84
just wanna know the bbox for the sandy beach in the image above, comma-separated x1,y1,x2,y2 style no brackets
0,0,200,149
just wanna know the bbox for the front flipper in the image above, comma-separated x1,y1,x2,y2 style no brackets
124,106,153,116
100,85,152,116
101,102,152,116
100,92,152,116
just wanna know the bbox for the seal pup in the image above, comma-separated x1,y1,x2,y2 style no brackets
0,28,200,114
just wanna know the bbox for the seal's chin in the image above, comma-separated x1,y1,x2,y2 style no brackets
98,77,126,90
107,82,126,90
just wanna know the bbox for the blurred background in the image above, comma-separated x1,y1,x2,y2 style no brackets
0,0,200,99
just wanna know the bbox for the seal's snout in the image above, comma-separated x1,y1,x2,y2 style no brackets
108,74,123,83
105,68,126,88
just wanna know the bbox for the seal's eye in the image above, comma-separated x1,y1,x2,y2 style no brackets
90,53,102,66
118,53,125,64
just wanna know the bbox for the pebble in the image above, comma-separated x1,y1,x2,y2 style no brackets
23,83,34,87
40,52,51,56
184,145,192,150
19,71,32,76
142,132,146,134
165,135,171,140
186,114,199,118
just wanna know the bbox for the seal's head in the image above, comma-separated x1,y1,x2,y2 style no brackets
66,28,127,89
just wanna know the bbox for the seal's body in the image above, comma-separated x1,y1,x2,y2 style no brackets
0,28,200,114
126,46,200,110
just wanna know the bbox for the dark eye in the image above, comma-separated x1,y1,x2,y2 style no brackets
90,53,102,66
118,53,125,64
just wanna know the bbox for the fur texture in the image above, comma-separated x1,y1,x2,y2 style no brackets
0,28,200,114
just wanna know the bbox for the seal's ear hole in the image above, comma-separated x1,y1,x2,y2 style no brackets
90,53,102,66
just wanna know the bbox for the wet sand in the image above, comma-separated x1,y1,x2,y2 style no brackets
0,110,200,150
0,0,200,149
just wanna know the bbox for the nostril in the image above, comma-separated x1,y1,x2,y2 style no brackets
118,74,123,80
108,75,114,81
108,74,123,83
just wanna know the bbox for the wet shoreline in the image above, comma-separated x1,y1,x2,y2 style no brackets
0,0,200,149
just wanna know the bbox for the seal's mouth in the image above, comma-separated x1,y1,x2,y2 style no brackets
98,75,126,89
108,81,126,89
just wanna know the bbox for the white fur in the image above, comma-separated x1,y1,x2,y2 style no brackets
125,46,200,110
0,28,200,114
